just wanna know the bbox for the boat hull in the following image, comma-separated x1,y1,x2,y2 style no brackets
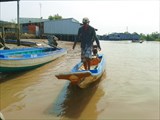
56,54,106,88
0,47,67,72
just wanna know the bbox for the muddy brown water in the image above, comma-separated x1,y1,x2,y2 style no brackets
0,40,159,120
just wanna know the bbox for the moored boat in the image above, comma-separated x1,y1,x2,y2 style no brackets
0,47,67,72
132,39,144,43
55,54,106,88
5,39,37,46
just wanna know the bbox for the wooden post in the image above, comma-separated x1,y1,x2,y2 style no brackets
2,27,5,40
17,0,20,46
0,26,5,46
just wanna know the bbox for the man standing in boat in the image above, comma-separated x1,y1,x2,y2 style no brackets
72,17,101,70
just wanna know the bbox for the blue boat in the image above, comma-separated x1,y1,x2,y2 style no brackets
0,47,67,72
56,54,106,88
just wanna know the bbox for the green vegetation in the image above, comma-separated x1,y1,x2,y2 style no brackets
48,14,62,20
140,32,160,41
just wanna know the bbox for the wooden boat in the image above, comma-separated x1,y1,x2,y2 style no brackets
0,47,67,72
5,39,37,46
56,54,106,88
132,39,144,43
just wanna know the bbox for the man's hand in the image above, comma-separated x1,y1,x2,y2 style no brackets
98,47,101,51
72,42,76,50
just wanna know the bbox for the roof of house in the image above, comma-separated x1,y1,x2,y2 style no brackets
19,17,80,24
19,17,48,24
0,20,10,23
52,18,80,23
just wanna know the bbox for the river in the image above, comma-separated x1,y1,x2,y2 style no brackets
0,40,159,120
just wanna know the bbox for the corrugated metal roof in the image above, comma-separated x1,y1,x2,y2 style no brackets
50,18,79,23
19,18,48,24
0,20,11,23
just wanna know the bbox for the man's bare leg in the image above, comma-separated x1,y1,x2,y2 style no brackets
83,61,88,70
87,59,91,70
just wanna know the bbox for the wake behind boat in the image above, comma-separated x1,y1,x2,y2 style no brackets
0,47,67,72
56,54,106,88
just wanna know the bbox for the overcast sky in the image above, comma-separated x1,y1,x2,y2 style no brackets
0,0,159,35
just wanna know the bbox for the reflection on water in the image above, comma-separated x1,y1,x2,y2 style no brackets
48,73,106,119
0,71,33,110
0,72,27,83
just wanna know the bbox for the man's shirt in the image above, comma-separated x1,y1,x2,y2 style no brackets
77,25,100,49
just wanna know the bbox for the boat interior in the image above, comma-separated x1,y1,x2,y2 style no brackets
79,55,102,71
0,47,58,59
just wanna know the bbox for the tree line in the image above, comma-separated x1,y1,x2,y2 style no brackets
140,32,160,41
48,14,62,20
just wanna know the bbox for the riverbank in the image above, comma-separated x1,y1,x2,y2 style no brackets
1,38,72,49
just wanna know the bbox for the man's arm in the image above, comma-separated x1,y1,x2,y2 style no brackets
72,39,77,49
93,29,101,50
73,28,81,49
